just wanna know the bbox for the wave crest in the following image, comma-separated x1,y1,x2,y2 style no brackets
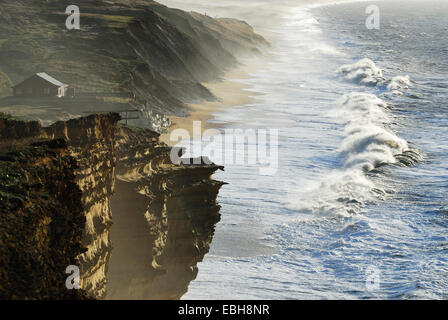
338,58,384,86
337,92,409,172
387,75,412,91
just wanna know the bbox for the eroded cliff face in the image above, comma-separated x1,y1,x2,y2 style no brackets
107,127,224,299
47,115,120,299
0,114,120,299
0,139,87,299
0,114,224,299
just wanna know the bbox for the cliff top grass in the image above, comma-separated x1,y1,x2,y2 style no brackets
0,112,28,123
0,112,28,122
78,13,136,28
0,112,13,120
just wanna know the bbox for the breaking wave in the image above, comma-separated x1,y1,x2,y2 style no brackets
338,58,384,86
286,170,378,217
387,75,412,91
288,58,422,217
338,58,413,94
338,92,409,172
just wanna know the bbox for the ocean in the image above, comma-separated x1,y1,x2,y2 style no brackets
163,0,448,299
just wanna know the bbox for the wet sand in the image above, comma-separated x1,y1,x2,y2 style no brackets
160,57,266,145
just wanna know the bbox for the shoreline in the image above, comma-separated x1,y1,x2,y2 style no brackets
160,56,266,146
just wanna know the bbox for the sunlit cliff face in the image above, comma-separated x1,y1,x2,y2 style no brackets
0,0,272,299
0,114,224,299
106,127,225,300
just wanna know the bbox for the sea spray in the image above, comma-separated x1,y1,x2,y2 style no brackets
387,75,412,91
185,0,448,300
338,58,384,86
337,92,408,172
286,169,377,217
287,71,418,217
286,93,407,217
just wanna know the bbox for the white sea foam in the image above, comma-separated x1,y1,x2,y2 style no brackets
338,58,384,86
338,92,408,171
286,170,377,217
181,0,446,301
284,7,346,57
335,92,390,124
387,75,412,91
342,124,408,171
287,92,409,217
281,7,419,218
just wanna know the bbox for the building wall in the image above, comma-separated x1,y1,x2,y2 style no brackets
13,86,60,97
13,76,66,98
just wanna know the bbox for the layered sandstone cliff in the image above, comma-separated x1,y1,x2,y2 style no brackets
0,114,224,299
0,138,87,299
107,126,224,299
0,114,120,299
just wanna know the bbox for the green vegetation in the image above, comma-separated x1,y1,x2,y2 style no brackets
81,13,135,28
0,112,26,122
0,112,12,119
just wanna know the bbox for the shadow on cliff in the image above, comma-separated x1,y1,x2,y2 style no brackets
106,126,224,300
0,114,224,299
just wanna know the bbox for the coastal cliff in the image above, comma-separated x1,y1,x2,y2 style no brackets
0,114,224,299
0,0,269,130
0,0,260,299
107,127,224,299
0,137,87,299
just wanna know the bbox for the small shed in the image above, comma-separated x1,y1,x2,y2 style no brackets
12,73,71,98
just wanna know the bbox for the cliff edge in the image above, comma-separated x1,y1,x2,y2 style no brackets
0,113,224,299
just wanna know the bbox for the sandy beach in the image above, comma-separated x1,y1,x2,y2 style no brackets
160,57,266,145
